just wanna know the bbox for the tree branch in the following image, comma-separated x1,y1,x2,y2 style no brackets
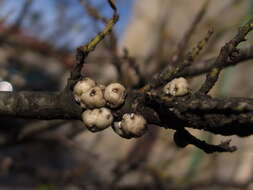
179,45,253,77
66,1,119,90
173,128,236,153
0,91,81,120
198,18,253,94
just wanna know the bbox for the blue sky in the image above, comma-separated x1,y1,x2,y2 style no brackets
0,0,134,49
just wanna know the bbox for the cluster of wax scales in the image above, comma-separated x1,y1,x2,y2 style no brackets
73,77,189,139
73,77,147,138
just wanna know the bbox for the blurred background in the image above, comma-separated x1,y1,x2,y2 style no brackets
1,0,253,189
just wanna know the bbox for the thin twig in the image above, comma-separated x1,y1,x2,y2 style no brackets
66,0,119,90
198,18,253,94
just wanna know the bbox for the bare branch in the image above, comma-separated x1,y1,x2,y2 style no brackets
178,45,253,77
143,1,210,92
0,91,81,120
173,128,236,153
198,18,253,94
66,2,119,90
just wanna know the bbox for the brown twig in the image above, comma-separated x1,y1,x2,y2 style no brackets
142,1,210,92
178,45,253,77
198,18,253,94
66,1,119,90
